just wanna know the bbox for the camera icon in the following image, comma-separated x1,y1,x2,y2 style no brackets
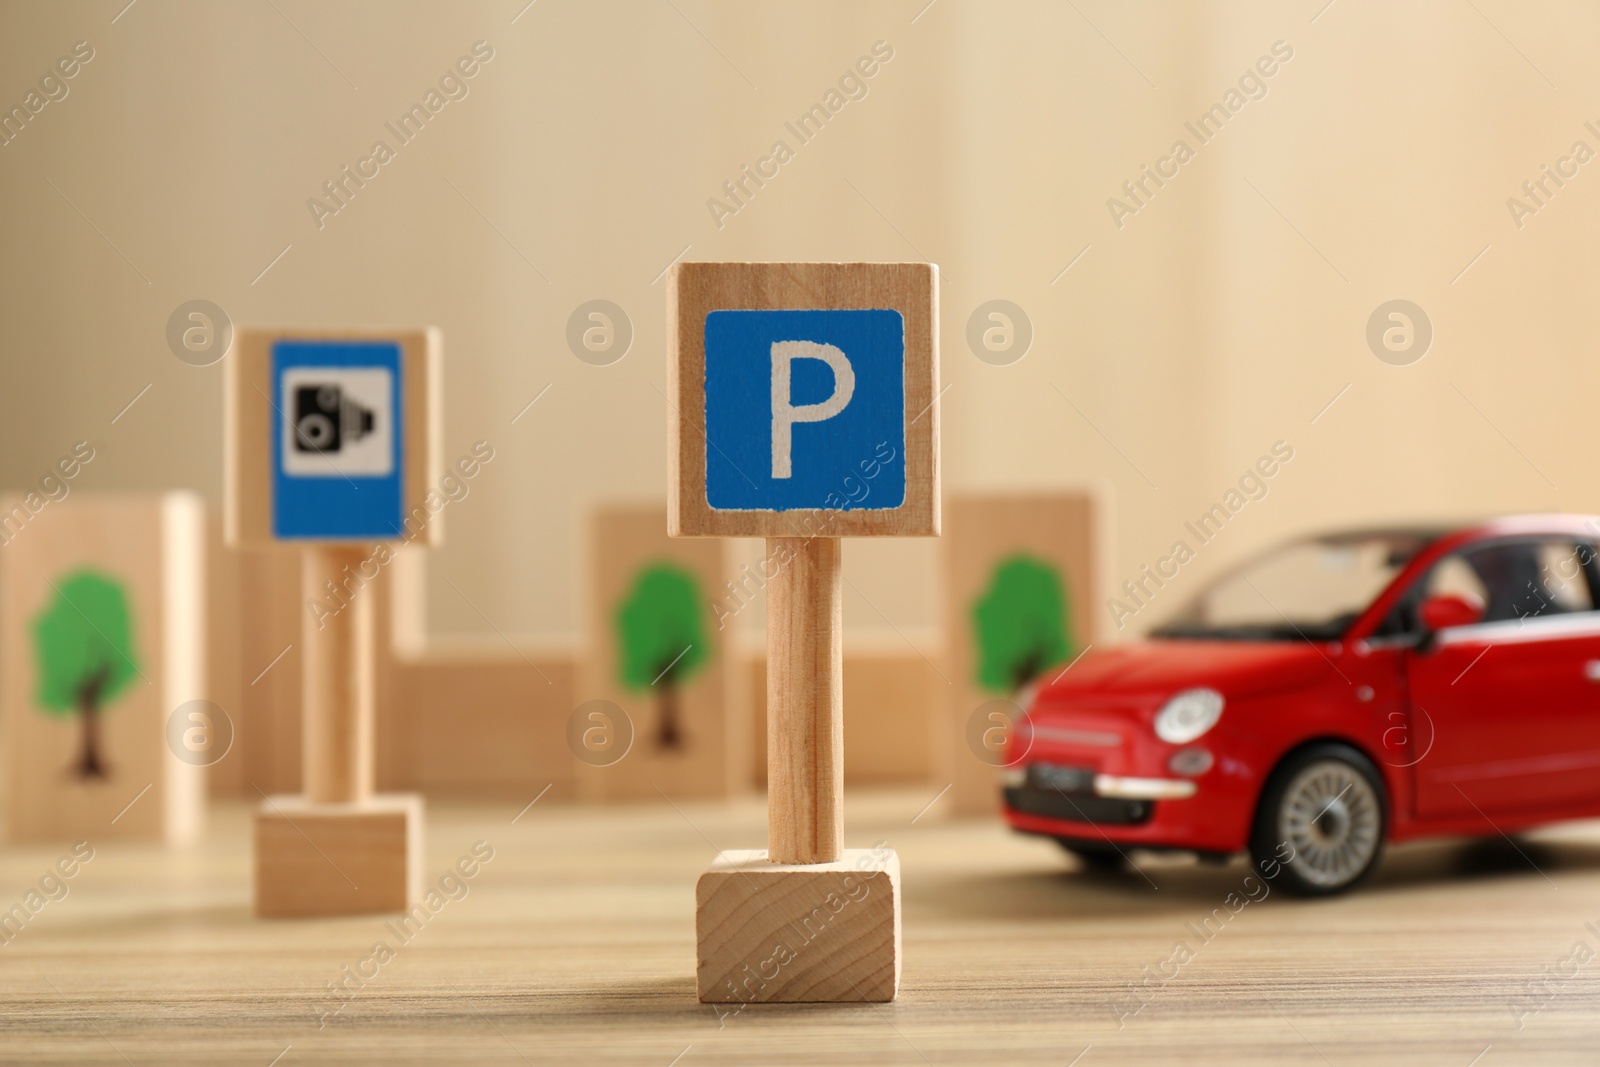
294,384,376,455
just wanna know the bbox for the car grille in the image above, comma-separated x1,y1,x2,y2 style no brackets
1004,762,1153,826
1027,762,1095,793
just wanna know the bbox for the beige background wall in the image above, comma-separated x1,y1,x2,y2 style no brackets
2,0,1595,665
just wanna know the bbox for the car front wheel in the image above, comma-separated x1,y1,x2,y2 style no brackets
1251,742,1387,897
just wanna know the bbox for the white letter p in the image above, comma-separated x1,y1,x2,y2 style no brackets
771,340,854,479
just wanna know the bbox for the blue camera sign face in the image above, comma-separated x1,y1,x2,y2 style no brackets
271,340,405,540
703,309,906,512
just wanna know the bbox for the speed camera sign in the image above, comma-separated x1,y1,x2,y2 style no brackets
225,328,441,547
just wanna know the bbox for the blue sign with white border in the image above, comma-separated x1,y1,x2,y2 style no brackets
704,309,905,512
271,339,405,539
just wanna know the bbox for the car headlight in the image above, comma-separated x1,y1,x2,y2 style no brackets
1154,688,1224,744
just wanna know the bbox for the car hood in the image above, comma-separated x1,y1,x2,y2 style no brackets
1037,639,1334,705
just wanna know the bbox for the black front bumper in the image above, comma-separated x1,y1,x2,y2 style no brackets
1002,785,1154,827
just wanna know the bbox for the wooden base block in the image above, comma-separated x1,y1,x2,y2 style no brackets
696,848,900,1003
254,793,422,918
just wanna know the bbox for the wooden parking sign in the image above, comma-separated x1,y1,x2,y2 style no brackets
668,262,939,1004
226,327,441,548
668,262,939,538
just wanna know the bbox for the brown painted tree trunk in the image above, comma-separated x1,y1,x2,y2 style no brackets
1010,648,1045,693
77,711,106,779
75,664,110,779
656,684,682,751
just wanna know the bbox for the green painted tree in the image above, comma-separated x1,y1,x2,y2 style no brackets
615,562,710,751
971,554,1072,694
31,569,141,779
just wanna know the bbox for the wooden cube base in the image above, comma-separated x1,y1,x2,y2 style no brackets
254,793,423,918
696,848,901,1003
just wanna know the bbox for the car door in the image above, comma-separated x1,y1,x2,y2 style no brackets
1405,537,1600,821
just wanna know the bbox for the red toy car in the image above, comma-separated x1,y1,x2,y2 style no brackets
1003,515,1600,895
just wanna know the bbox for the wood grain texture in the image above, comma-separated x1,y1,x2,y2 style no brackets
938,491,1103,817
225,546,578,801
4,793,1600,1064
202,510,247,798
696,847,900,1002
745,642,941,787
237,548,306,796
225,326,442,550
253,793,422,918
576,502,750,802
259,540,424,918
301,545,375,805
0,492,206,843
766,536,843,864
383,640,577,801
667,262,939,538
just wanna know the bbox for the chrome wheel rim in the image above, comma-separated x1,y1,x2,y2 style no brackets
1277,760,1381,888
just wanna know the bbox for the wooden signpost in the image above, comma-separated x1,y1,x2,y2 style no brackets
226,327,440,917
668,262,939,1003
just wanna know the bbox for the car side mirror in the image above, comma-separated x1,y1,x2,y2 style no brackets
1420,593,1484,631
1416,593,1484,651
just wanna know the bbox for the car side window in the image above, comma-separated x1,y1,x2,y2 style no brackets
1461,539,1596,621
1528,540,1600,615
1377,538,1599,637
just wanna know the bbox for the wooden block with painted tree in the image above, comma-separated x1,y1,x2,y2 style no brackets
938,492,1102,817
575,502,749,800
226,326,440,917
668,262,938,1002
0,491,207,843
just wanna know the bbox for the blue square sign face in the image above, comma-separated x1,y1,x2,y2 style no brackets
271,340,405,539
704,309,906,512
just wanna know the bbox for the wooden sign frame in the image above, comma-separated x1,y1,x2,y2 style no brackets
225,327,442,550
667,262,939,539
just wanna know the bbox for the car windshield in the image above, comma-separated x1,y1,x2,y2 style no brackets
1153,532,1437,641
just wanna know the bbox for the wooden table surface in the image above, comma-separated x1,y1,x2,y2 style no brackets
2,789,1597,1065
